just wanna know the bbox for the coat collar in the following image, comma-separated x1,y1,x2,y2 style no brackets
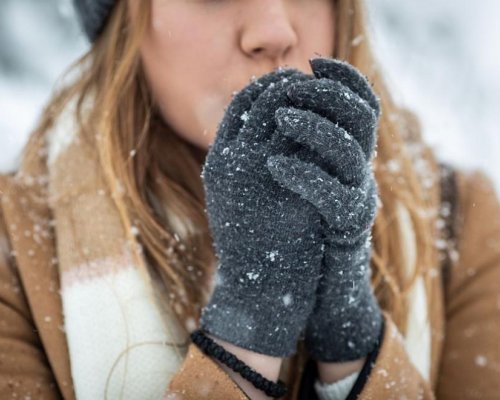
0,137,75,399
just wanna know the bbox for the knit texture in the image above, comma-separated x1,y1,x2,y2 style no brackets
314,371,360,400
73,0,116,42
266,58,383,361
45,94,189,399
199,67,326,357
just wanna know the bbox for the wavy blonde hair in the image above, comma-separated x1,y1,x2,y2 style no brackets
22,0,441,390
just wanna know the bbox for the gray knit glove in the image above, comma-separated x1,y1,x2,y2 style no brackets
266,58,383,362
199,68,325,358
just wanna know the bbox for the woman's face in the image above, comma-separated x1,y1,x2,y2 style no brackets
133,0,336,150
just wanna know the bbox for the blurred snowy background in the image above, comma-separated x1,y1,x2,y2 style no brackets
0,0,499,190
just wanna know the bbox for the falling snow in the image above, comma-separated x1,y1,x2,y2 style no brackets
282,293,293,306
266,250,279,262
0,1,498,193
240,111,249,122
475,355,488,367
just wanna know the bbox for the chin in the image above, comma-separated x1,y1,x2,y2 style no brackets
190,127,216,151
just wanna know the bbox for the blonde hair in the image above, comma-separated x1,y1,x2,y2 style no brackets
22,0,441,392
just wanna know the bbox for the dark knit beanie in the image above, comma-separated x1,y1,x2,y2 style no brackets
73,0,117,42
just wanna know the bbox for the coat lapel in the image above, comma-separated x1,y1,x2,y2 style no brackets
0,146,75,399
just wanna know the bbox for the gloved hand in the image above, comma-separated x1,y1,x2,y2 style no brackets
266,57,383,362
199,67,325,358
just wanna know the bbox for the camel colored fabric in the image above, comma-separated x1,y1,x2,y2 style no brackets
45,99,190,398
0,115,499,398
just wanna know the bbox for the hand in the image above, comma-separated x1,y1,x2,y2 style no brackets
199,67,325,358
267,57,383,362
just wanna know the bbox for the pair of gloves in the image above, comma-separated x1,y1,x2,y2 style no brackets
199,57,382,363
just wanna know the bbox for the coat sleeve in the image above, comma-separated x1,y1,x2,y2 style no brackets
348,313,434,399
167,342,250,399
294,312,434,400
436,170,500,398
0,204,62,398
165,316,433,400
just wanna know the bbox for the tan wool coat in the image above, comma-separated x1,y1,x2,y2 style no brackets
0,131,500,399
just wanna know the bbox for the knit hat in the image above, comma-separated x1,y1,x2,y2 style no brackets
73,0,117,42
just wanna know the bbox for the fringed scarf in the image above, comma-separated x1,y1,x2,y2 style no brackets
45,97,190,399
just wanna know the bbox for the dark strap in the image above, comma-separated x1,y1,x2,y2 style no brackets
437,163,459,301
191,330,288,398
297,163,459,399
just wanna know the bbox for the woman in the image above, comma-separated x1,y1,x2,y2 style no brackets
0,0,499,399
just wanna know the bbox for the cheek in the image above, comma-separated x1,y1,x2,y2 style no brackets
145,61,226,150
140,6,230,150
300,1,336,56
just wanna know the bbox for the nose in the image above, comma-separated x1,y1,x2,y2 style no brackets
240,1,298,67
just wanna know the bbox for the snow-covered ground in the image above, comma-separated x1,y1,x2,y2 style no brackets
1,0,499,191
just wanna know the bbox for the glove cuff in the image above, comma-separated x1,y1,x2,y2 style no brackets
200,289,314,358
305,289,383,362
